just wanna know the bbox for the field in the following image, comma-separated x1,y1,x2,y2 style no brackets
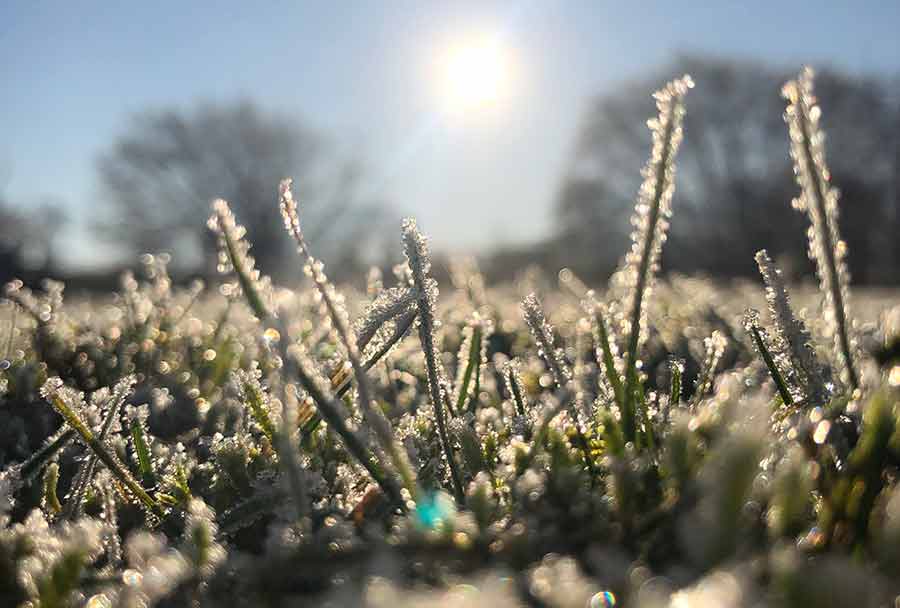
2,70,900,608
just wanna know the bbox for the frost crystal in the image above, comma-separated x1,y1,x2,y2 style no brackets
451,313,493,414
208,198,274,320
503,359,529,419
182,498,226,578
233,363,278,440
783,67,858,389
755,250,826,403
354,285,418,354
521,293,572,387
573,316,593,417
0,463,23,523
4,278,66,326
691,330,727,409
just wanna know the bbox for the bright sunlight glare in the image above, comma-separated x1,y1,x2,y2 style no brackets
437,36,513,113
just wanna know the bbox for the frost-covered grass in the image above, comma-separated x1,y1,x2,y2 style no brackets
2,69,900,607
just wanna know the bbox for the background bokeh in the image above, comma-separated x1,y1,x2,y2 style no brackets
3,1,899,288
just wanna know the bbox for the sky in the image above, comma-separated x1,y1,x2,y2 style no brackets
2,1,900,269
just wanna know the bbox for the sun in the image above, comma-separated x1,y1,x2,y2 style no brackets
438,36,511,112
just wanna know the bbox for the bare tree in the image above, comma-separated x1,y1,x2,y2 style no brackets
96,101,386,280
552,56,898,283
0,165,65,284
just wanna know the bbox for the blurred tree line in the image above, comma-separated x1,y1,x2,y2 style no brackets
94,102,392,282
491,55,900,285
0,180,65,287
1,102,392,288
2,55,900,288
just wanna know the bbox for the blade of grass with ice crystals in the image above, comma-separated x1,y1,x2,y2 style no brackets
504,359,529,418
280,179,417,501
301,309,417,436
129,414,157,488
454,315,489,415
690,331,727,410
755,250,827,404
521,294,596,472
521,293,572,388
521,387,575,469
744,309,794,406
611,75,692,442
66,376,138,519
20,428,75,483
210,198,321,517
42,462,62,516
40,378,164,519
783,67,858,390
208,199,273,321
668,358,684,407
233,365,277,443
293,353,405,507
401,217,465,505
585,295,625,411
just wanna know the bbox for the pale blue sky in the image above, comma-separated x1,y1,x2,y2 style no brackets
2,1,899,268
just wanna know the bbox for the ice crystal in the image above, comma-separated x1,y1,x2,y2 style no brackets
208,198,274,320
583,293,625,410
451,313,493,414
0,462,22,523
743,308,795,406
755,250,826,403
691,330,727,409
120,530,190,604
232,363,278,441
783,67,858,389
182,498,226,578
13,512,106,604
503,358,529,419
527,553,595,607
354,284,418,355
3,278,65,326
521,293,572,388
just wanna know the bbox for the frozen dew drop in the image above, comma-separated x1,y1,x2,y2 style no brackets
813,419,832,444
122,568,143,586
889,365,900,387
263,327,281,344
589,591,617,608
87,594,112,608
